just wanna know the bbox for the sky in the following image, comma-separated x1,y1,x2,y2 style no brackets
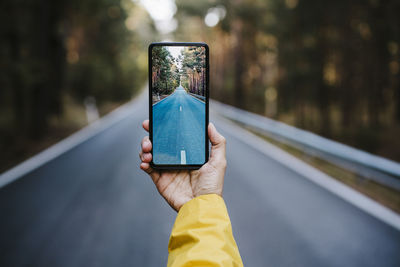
137,0,226,35
167,46,184,68
138,0,177,34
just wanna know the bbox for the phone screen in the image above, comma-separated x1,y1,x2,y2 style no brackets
149,43,209,168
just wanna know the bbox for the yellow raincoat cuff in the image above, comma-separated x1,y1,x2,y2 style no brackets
167,194,243,267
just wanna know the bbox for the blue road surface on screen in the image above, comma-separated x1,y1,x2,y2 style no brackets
153,86,205,165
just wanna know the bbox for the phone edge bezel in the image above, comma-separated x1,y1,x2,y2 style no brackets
148,42,209,170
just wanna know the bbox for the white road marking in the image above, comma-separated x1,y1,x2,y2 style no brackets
181,150,186,164
0,88,148,189
213,113,400,231
179,106,182,112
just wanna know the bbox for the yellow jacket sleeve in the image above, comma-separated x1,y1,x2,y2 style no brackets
167,194,243,267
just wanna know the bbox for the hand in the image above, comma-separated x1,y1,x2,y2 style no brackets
139,120,227,212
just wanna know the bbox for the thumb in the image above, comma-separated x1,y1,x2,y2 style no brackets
208,123,226,167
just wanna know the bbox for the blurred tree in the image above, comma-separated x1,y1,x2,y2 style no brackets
1,0,67,138
0,0,148,138
65,0,143,103
174,0,400,160
0,0,152,171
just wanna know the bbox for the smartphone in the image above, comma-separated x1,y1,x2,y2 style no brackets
149,42,209,169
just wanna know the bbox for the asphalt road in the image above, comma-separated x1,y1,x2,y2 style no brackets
152,86,205,165
0,94,399,267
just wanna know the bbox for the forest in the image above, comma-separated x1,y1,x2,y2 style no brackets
0,0,152,171
180,47,206,97
1,0,400,171
151,46,179,98
174,0,400,161
152,46,206,101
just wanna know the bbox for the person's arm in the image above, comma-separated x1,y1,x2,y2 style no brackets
140,120,243,266
168,194,243,267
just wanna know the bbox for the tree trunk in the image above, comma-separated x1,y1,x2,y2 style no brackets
232,20,245,109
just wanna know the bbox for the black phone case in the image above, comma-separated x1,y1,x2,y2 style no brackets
148,42,209,170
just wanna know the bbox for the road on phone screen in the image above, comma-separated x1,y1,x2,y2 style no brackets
152,85,205,165
0,90,399,267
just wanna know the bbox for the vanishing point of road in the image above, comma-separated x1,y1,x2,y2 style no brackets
152,85,205,165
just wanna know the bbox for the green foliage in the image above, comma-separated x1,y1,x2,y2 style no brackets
181,47,206,96
152,46,179,95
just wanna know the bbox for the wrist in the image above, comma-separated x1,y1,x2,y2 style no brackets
194,188,223,199
177,194,224,213
173,195,194,212
175,193,222,212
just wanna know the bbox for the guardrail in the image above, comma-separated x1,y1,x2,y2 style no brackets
189,93,206,101
211,100,400,190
